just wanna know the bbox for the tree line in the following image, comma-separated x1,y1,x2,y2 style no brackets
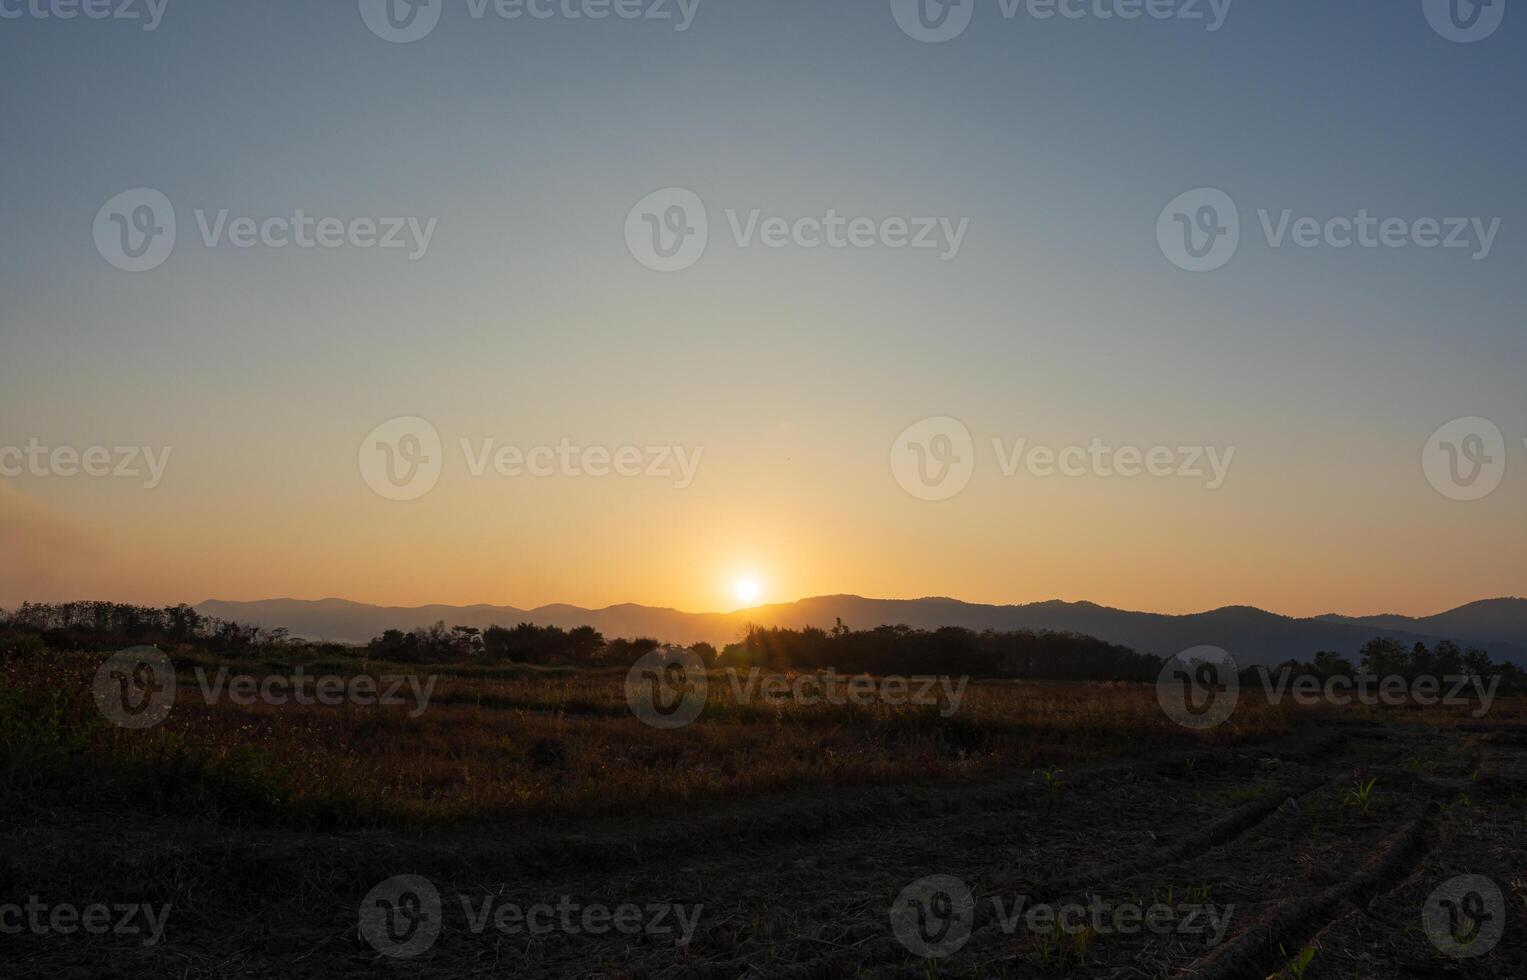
720,621,1163,680
1,602,1522,689
0,600,291,653
363,621,695,668
1251,637,1525,691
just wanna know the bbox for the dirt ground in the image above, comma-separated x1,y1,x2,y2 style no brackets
3,720,1523,978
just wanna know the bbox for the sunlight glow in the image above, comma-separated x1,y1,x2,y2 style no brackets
732,578,762,605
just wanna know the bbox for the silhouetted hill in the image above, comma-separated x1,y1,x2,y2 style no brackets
1318,598,1527,650
195,595,1527,666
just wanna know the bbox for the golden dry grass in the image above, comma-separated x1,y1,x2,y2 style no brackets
5,650,1519,827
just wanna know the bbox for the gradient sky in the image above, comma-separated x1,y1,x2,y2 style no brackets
1,0,1523,617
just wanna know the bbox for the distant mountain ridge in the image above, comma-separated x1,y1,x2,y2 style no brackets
1316,599,1527,650
195,595,1527,667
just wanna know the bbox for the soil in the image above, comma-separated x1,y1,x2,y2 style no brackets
2,721,1523,978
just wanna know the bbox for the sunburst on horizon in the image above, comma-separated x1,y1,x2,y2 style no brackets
732,578,763,606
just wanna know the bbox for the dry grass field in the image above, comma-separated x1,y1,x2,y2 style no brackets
3,649,1303,825
2,647,1525,978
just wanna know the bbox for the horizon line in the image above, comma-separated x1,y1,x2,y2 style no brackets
181,592,1527,623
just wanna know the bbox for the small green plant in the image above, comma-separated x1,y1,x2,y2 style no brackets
1034,921,1058,965
1035,767,1064,794
1343,777,1377,816
1279,942,1317,979
1070,923,1096,963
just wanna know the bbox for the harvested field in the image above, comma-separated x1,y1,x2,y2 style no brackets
2,652,1523,978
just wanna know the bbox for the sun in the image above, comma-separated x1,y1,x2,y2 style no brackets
732,578,762,605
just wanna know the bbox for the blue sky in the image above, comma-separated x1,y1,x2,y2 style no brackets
0,0,1522,614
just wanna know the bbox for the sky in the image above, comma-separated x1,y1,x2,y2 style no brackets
1,0,1523,618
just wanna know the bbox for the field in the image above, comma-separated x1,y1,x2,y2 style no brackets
2,647,1525,978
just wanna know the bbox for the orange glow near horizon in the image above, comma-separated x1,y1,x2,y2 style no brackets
1,421,1522,621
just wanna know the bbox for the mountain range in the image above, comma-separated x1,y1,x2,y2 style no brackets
196,595,1527,667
